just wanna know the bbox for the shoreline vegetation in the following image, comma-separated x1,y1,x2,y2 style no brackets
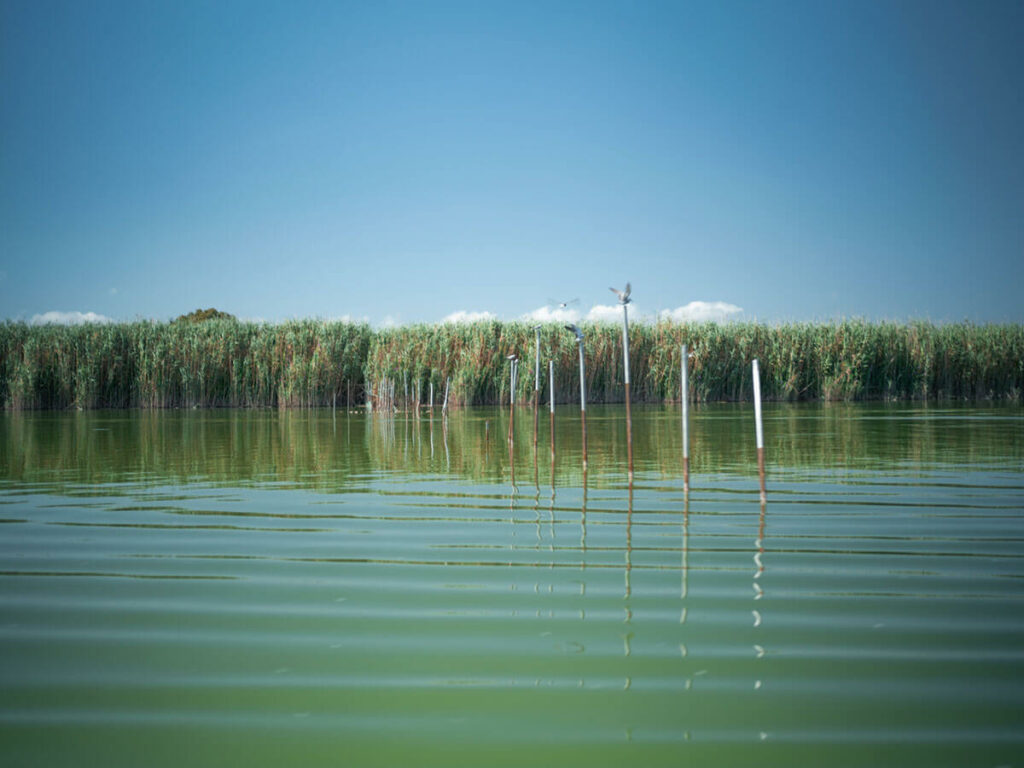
1,319,1021,410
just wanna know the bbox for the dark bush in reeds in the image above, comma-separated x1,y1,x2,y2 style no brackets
1,319,1020,409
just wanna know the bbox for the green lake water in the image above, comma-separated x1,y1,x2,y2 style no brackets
1,404,1022,767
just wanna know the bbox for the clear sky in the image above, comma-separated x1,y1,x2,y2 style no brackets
2,0,1022,326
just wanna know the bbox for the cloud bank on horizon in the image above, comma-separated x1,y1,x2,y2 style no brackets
24,301,743,327
31,311,114,325
442,300,745,325
659,301,744,323
441,310,497,324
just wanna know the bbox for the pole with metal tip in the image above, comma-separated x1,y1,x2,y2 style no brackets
681,344,690,493
752,359,766,503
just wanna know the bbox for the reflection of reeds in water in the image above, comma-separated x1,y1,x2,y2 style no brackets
3,320,1022,410
2,405,1021,489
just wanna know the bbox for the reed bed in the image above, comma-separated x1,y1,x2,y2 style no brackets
1,319,1021,409
0,320,372,410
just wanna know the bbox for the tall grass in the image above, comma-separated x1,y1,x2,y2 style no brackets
1,319,1021,409
0,320,371,409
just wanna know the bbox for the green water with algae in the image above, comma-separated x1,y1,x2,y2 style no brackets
2,404,1023,766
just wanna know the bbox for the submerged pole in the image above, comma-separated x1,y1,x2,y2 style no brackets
681,344,690,493
752,358,766,503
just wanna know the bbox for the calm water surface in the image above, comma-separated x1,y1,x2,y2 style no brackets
1,404,1022,766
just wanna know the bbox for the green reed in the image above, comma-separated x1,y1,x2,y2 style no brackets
0,320,372,409
1,319,1021,409
365,319,1023,406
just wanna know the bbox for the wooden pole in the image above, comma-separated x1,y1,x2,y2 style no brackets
752,359,766,503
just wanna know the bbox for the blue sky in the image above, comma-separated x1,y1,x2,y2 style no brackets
2,0,1022,326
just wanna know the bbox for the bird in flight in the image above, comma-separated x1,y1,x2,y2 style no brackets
547,298,579,309
609,283,632,305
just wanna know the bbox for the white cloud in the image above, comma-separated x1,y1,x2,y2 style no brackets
379,315,400,328
586,303,625,323
660,301,743,322
31,310,114,325
323,314,369,324
441,310,496,324
523,305,581,324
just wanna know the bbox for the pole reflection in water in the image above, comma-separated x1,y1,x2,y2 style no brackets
623,482,634,690
442,416,449,471
580,464,588,572
533,419,539,490
754,501,766,691
509,420,516,496
681,492,689,629
533,441,541,547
